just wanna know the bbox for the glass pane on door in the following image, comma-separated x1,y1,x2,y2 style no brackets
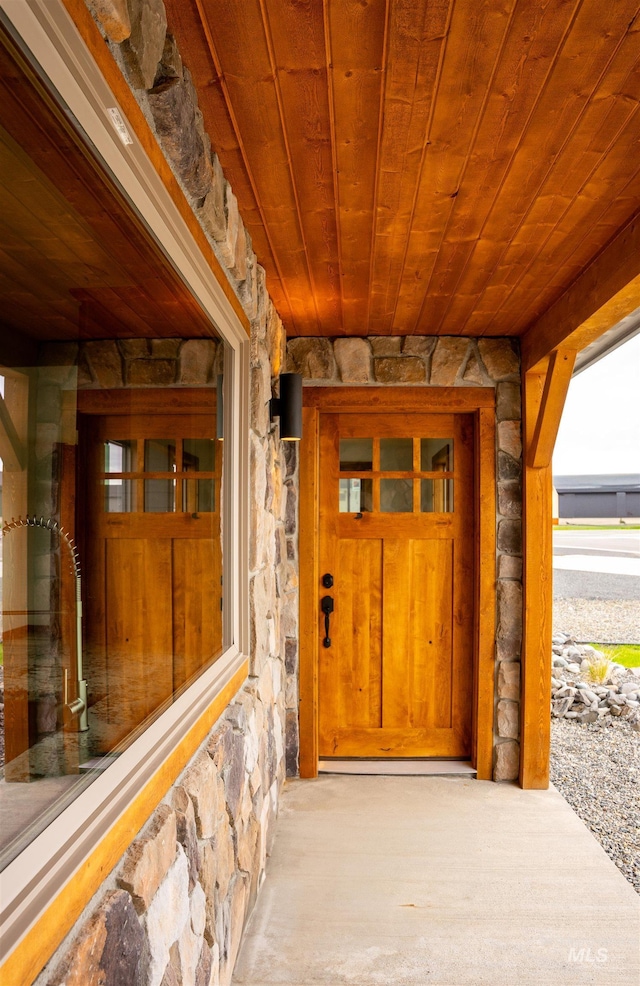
339,478,373,513
421,479,454,513
380,438,413,471
340,439,373,471
421,438,453,471
380,478,413,512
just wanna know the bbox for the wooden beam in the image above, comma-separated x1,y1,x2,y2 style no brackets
528,349,576,469
521,212,640,372
0,393,26,470
303,386,496,411
520,346,575,786
520,370,553,789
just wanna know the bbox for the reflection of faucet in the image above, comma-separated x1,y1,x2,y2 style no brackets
2,516,88,731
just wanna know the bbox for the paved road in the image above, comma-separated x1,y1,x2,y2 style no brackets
553,529,640,600
553,529,640,558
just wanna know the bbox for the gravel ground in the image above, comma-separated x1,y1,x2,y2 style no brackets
553,598,640,643
551,716,640,893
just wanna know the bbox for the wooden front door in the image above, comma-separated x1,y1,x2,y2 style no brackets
318,412,474,758
82,409,222,751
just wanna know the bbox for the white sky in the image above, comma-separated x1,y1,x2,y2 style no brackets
553,334,640,476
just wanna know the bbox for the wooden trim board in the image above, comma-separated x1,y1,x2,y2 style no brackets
474,406,496,781
298,406,319,778
304,387,496,411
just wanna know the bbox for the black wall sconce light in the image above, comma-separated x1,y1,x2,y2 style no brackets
270,372,303,441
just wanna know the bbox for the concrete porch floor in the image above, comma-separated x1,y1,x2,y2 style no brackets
233,775,640,986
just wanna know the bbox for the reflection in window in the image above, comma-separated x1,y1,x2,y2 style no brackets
420,438,453,472
145,478,176,512
0,372,229,870
380,478,413,513
144,438,176,472
339,478,373,513
339,438,373,471
104,478,136,513
183,438,215,473
183,478,215,513
104,439,136,472
421,478,454,513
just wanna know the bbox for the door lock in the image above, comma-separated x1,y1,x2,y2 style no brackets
322,573,334,588
321,594,334,648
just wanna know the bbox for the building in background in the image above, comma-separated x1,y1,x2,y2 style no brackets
555,474,640,524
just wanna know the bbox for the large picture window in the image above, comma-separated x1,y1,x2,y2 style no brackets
0,1,249,958
0,370,227,868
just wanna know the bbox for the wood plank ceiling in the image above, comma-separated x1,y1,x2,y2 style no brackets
164,0,640,338
0,36,215,344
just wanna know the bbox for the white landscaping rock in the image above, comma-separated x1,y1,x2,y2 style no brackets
549,635,640,729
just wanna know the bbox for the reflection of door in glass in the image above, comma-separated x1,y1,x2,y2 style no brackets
81,410,223,752
319,412,473,759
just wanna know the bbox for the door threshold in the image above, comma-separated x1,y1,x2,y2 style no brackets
318,759,477,776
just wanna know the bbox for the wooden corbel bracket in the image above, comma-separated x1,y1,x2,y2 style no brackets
526,348,577,470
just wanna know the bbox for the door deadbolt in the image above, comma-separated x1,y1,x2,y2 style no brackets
322,573,334,588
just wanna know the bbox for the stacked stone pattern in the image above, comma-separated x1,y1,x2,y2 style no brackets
286,336,523,781
46,685,282,986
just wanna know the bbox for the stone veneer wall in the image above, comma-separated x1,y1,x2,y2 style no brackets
286,335,523,782
31,0,300,982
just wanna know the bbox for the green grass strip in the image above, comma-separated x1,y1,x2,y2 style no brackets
589,643,640,668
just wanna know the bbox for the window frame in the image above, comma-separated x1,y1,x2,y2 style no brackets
0,0,250,968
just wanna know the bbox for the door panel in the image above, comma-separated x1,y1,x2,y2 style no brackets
318,412,473,759
382,538,453,730
322,538,382,737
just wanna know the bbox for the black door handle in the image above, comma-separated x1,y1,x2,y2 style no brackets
321,595,334,648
